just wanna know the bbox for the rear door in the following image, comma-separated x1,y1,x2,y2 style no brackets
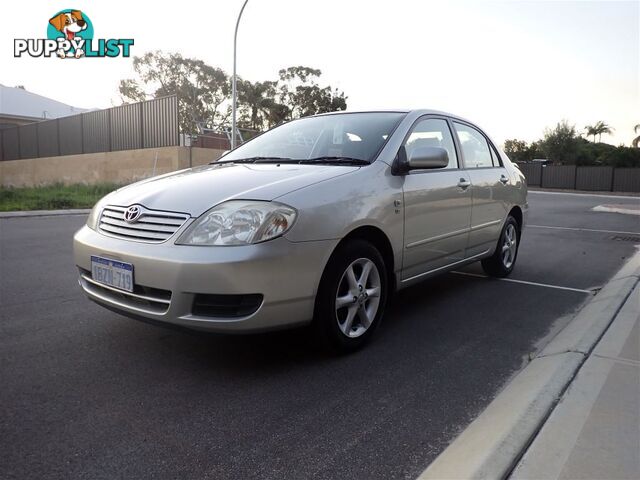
452,121,511,257
401,117,472,281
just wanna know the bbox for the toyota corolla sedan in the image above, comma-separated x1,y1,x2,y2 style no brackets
74,110,527,351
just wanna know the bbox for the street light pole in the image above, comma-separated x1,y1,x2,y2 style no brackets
231,0,249,150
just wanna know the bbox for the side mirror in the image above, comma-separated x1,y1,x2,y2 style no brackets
392,146,449,175
408,147,449,169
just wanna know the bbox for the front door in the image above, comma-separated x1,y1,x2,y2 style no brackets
401,117,472,282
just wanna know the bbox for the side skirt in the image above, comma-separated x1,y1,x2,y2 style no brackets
395,249,491,291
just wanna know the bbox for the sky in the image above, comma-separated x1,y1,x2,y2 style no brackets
1,0,638,146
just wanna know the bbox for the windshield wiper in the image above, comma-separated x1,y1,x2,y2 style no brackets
299,156,370,165
215,156,292,164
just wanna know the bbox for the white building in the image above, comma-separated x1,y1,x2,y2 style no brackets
0,84,92,129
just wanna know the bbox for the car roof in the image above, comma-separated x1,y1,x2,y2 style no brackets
315,110,503,153
316,108,476,125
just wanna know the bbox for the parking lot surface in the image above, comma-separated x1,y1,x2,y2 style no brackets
1,191,639,480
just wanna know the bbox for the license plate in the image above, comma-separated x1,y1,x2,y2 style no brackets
91,256,134,292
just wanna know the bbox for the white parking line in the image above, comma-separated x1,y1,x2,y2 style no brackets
592,205,640,216
451,271,594,294
528,225,640,236
529,190,640,201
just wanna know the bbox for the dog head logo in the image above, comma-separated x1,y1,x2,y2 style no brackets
46,9,94,58
49,10,87,41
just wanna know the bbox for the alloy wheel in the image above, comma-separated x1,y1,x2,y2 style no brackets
335,258,382,338
501,223,517,269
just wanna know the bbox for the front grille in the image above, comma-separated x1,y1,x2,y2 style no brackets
79,269,171,314
192,293,263,318
99,205,189,243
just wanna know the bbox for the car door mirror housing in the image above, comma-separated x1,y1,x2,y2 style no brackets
392,146,449,175
408,147,449,170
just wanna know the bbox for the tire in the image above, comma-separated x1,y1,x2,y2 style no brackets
481,215,520,278
313,239,388,352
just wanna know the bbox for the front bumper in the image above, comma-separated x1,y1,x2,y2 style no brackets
73,226,338,333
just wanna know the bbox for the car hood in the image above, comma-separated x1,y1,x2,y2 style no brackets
105,163,360,217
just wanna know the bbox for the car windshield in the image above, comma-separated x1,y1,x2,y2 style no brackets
220,112,406,164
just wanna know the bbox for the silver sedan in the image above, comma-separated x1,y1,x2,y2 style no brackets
74,110,528,351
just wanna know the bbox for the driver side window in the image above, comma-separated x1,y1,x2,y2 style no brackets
404,118,458,169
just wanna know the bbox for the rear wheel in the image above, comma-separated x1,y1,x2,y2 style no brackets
313,239,388,352
481,216,520,277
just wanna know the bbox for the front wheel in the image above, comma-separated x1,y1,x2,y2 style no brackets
481,216,520,277
313,239,388,352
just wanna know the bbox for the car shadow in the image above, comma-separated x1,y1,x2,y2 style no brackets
110,272,481,376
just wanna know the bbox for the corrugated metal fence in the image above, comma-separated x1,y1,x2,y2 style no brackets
517,163,640,192
0,95,178,161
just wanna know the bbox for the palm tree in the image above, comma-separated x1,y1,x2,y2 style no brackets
633,124,640,148
584,124,597,142
593,121,614,142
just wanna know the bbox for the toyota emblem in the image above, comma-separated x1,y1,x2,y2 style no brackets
124,205,142,223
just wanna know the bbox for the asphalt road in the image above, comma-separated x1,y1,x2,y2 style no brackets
1,191,639,480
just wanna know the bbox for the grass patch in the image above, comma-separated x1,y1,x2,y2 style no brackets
0,183,122,211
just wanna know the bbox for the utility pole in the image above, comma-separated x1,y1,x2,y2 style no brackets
231,0,249,149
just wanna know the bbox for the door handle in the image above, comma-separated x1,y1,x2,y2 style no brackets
499,174,509,185
457,178,471,189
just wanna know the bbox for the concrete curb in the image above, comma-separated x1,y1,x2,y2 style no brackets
418,249,640,480
511,283,640,479
0,209,90,218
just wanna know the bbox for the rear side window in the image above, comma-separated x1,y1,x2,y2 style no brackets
489,144,503,167
453,122,494,168
489,146,498,166
404,118,458,169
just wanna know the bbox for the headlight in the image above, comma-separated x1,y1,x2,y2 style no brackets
176,200,297,246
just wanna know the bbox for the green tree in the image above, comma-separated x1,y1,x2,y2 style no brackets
119,54,348,135
274,66,347,123
575,138,640,167
510,120,636,167
236,67,347,130
503,139,544,162
539,120,580,164
600,145,640,167
503,139,529,162
119,51,231,135
237,80,277,131
118,79,147,103
632,124,640,148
